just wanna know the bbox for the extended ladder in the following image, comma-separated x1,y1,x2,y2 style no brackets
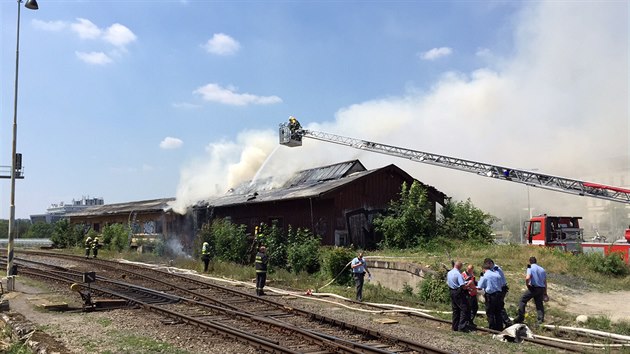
279,121,630,204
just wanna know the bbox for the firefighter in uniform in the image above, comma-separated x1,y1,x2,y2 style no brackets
477,263,504,331
92,237,100,258
84,236,93,259
201,241,211,272
255,246,268,296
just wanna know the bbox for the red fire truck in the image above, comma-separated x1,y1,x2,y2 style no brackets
526,215,630,264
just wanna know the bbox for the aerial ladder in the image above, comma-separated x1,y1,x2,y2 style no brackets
279,116,630,205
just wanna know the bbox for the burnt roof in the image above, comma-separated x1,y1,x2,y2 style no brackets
66,198,175,217
200,160,444,208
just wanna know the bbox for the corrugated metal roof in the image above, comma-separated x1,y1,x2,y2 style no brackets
66,198,175,217
205,168,374,208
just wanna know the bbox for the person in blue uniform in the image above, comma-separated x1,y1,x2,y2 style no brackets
484,258,513,327
447,261,472,332
351,252,371,302
477,263,505,331
514,256,547,324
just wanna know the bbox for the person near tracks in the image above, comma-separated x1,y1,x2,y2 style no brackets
255,245,268,296
447,260,472,332
92,237,100,258
461,264,479,328
84,236,93,259
351,251,370,302
201,241,211,272
477,262,504,331
514,256,547,325
484,258,513,327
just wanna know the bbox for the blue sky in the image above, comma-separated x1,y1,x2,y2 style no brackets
0,1,627,219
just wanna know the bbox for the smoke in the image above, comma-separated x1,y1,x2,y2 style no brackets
172,2,628,221
166,237,189,258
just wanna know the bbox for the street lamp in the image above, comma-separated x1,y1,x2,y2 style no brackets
7,0,39,291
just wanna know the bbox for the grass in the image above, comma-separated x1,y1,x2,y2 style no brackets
101,329,191,354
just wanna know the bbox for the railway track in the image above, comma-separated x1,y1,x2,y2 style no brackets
9,250,612,353
8,251,451,354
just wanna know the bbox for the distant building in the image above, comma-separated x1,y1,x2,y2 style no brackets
30,197,104,224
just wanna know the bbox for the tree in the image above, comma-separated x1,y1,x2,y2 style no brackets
26,222,54,239
438,198,498,243
101,224,129,252
373,181,436,249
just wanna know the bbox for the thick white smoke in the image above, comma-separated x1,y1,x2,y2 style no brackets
172,2,628,222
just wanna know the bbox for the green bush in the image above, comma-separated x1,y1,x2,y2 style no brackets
102,224,129,252
286,227,321,274
581,252,629,276
402,282,414,296
265,221,288,269
418,269,450,304
322,246,354,285
211,219,249,264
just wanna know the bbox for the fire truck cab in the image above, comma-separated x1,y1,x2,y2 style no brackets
527,214,630,264
527,215,583,253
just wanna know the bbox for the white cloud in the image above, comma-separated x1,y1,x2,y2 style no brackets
71,18,101,39
420,47,453,60
172,102,202,109
160,137,184,149
103,23,137,48
194,83,282,106
32,19,67,31
75,51,112,65
203,33,241,55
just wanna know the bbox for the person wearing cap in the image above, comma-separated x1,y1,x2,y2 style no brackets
447,261,472,332
514,256,547,324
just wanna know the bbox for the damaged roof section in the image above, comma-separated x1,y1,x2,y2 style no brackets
201,160,444,208
66,198,175,217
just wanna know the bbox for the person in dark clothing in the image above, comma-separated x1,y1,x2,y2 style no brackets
255,246,268,296
201,241,211,272
91,237,100,258
447,261,472,332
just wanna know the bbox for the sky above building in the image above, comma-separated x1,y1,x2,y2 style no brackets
0,1,627,220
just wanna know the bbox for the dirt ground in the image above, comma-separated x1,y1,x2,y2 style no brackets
555,289,630,322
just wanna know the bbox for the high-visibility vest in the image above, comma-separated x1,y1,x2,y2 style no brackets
255,252,268,273
85,237,92,248
201,242,210,255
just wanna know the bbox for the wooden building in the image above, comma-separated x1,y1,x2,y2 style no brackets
195,160,445,248
66,198,194,251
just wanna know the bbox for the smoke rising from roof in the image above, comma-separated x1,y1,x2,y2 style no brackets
172,2,628,221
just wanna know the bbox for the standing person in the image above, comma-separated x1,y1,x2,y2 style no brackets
92,237,100,259
461,264,479,328
201,241,211,272
514,257,547,325
84,236,93,259
447,261,471,332
255,246,268,296
351,252,371,302
484,258,513,327
477,263,504,331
